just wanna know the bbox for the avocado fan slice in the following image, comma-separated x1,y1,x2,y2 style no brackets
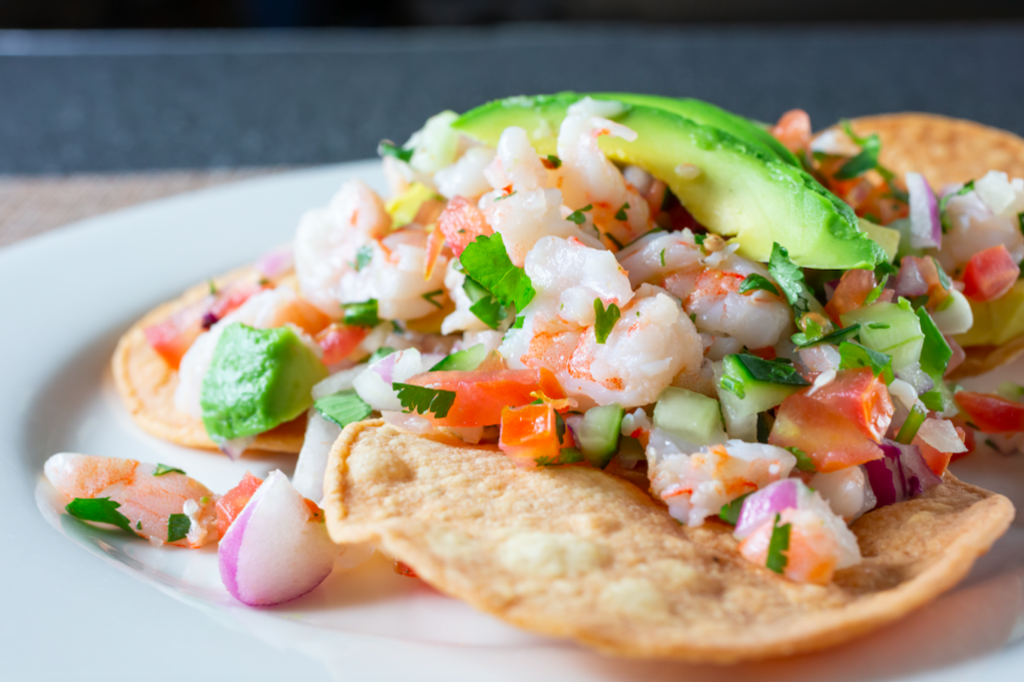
452,92,886,270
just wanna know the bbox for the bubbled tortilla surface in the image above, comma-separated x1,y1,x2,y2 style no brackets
111,266,305,453
324,420,1013,663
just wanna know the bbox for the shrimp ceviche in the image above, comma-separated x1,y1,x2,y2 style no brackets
63,93,1020,623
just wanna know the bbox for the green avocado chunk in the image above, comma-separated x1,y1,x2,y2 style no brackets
452,92,885,270
200,323,328,442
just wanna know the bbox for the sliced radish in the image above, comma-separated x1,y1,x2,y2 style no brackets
218,470,337,606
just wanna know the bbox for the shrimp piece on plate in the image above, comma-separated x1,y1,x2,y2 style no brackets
556,97,651,247
295,180,449,321
645,430,797,527
479,126,597,266
45,453,218,548
501,237,701,407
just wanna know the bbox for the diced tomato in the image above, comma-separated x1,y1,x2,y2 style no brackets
144,301,209,369
423,227,446,280
771,109,812,154
437,196,492,257
824,270,877,323
900,256,950,309
394,560,418,578
962,245,1020,302
207,282,265,322
954,391,1024,433
404,367,566,427
315,323,369,365
769,368,892,472
499,403,576,468
216,472,263,538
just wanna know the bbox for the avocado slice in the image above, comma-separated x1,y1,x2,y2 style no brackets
957,281,1024,347
452,93,885,270
200,323,328,442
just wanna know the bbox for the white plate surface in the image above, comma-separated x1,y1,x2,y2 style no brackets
2,162,1024,682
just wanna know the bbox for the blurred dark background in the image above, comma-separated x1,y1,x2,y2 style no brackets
3,0,1024,27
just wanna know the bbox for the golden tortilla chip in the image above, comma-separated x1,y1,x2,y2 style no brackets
111,266,305,453
846,113,1024,189
324,421,1014,663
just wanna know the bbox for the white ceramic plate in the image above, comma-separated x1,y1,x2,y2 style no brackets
3,162,1024,682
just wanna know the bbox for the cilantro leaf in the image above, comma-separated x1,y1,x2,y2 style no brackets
512,315,525,329
719,492,753,525
838,341,894,383
864,274,889,306
393,383,457,418
738,273,780,297
354,245,373,272
378,140,414,163
315,389,373,429
786,446,817,472
459,233,536,313
544,154,562,169
153,464,186,477
834,121,881,180
766,514,791,574
341,299,381,327
793,323,861,349
66,498,134,534
604,232,624,250
566,204,593,225
462,275,508,330
731,353,811,387
421,289,445,310
494,190,517,202
931,257,952,291
694,233,707,246
916,307,953,378
594,299,621,344
790,315,824,346
167,513,191,543
615,202,630,221
768,243,812,314
659,249,666,267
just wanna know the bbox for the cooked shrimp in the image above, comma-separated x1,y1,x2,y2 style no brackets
556,97,651,247
810,466,876,522
295,180,449,320
435,146,496,200
501,236,702,407
479,126,596,266
935,172,1024,273
174,286,326,418
45,453,218,548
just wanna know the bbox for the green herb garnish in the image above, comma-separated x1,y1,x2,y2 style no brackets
838,341,894,384
393,383,457,418
354,245,373,272
167,514,191,543
421,289,445,309
65,498,135,534
719,491,753,525
341,299,381,327
766,514,791,574
153,464,186,477
768,242,812,314
566,204,593,225
594,299,621,344
315,389,373,429
459,233,536,314
615,202,630,221
738,273,780,297
378,140,414,163
786,446,817,472
794,323,861,349
462,276,508,330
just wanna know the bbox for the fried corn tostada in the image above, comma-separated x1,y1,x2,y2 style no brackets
324,421,1013,663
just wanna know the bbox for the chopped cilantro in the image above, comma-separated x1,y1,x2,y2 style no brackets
838,341,894,383
835,120,881,180
694,233,707,246
152,464,186,477
494,190,517,202
66,498,134,534
512,315,525,329
931,258,952,291
393,383,457,418
421,289,445,310
766,514,791,574
659,249,666,267
167,513,191,543
368,346,396,363
864,274,889,306
689,313,697,323
315,389,373,429
794,323,861,349
719,492,753,525
566,204,593,225
604,232,624,250
786,447,817,472
378,140,414,163
557,447,583,464
729,354,811,388
463,276,508,330
916,307,953,378
593,299,621,344
459,233,536,313
544,154,562,169
136,520,142,530
738,273,780,297
615,202,630,221
341,299,381,328
768,243,812,314
354,245,373,272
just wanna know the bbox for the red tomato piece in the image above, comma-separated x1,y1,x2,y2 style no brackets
961,245,1020,302
207,282,266,323
824,270,877,323
404,368,566,427
499,403,576,468
768,369,892,472
394,560,418,578
437,196,492,257
143,303,208,369
315,323,369,365
954,391,1024,433
216,472,263,538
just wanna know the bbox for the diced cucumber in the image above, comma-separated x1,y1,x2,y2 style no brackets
652,387,727,447
841,301,924,371
570,404,624,469
714,355,809,442
429,343,486,372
